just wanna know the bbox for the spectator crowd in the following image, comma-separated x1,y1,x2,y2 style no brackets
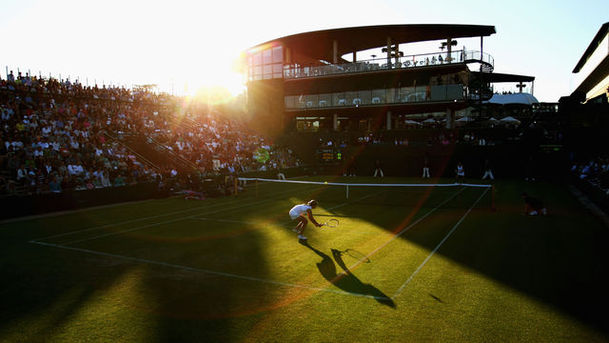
0,70,296,197
572,154,609,196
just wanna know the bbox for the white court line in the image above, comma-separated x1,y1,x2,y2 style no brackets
29,240,391,301
391,187,490,299
54,185,375,246
57,190,315,245
192,217,260,225
29,191,392,301
31,184,294,242
344,187,467,272
32,185,315,243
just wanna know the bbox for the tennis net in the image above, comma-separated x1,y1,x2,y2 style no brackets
237,178,494,210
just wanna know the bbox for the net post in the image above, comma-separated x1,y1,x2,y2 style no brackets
255,179,258,198
234,177,238,196
346,185,349,199
491,185,496,211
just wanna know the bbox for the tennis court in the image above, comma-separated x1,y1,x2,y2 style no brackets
1,177,608,342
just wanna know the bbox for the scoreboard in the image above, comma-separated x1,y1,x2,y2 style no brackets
317,148,342,163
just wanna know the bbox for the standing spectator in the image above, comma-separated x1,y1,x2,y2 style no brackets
482,159,495,180
373,159,384,178
455,162,465,183
422,153,430,178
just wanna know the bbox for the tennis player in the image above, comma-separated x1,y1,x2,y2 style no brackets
289,200,322,240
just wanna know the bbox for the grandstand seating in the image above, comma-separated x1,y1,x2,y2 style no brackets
0,73,295,197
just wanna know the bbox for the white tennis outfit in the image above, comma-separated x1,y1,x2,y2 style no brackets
289,204,311,220
456,165,464,177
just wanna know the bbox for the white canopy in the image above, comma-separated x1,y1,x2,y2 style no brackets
499,116,521,124
486,93,539,105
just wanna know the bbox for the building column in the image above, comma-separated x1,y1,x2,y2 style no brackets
386,111,392,130
333,40,338,64
386,37,392,67
333,113,338,131
353,51,357,63
446,108,454,129
394,43,399,66
446,38,453,62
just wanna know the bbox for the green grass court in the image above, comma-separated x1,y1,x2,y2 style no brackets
1,177,608,342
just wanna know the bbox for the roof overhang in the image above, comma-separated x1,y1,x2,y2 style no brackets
573,22,609,73
249,24,496,63
471,72,534,83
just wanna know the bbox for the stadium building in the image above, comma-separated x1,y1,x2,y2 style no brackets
244,24,541,174
244,24,536,138
571,21,609,104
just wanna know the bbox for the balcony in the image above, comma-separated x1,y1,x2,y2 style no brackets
285,84,467,111
284,50,493,79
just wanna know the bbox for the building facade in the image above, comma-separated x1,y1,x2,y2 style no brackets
245,24,499,137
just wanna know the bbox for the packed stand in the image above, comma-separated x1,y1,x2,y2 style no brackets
571,155,609,196
0,72,165,195
0,71,299,197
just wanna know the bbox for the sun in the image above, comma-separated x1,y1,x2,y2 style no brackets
178,54,247,104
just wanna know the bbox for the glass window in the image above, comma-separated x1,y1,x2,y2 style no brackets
252,52,261,66
333,93,346,106
263,65,272,76
254,66,262,77
385,88,396,103
272,46,283,63
318,94,331,107
358,90,371,105
372,89,385,104
284,96,295,109
272,64,283,78
296,95,306,108
305,95,318,108
263,49,272,64
400,87,415,102
345,91,357,105
253,66,262,76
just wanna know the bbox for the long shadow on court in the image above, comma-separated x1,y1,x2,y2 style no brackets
324,180,609,335
299,240,395,308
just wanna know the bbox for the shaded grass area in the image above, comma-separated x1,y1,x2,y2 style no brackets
0,177,607,342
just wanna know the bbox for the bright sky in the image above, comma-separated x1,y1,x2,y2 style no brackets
0,0,606,102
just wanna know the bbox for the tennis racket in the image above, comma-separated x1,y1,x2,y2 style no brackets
321,218,339,228
342,248,371,263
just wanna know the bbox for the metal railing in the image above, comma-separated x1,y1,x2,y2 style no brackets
283,50,493,79
284,84,467,110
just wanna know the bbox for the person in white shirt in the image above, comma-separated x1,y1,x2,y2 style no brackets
288,200,321,240
455,162,465,184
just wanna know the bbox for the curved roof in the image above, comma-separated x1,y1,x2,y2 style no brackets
250,24,496,62
486,93,539,105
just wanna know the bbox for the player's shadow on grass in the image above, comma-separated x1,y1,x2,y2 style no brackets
299,240,395,308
